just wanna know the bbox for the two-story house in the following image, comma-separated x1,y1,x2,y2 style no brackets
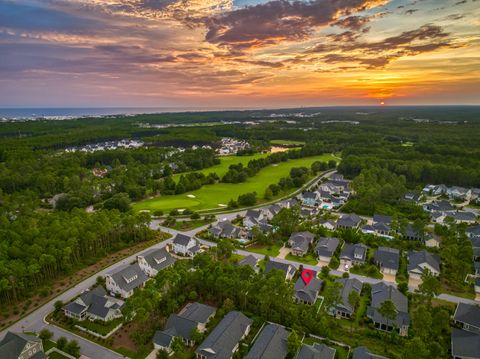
137,247,175,277
172,233,201,257
105,263,149,298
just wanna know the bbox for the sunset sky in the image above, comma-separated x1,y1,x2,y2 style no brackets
1,0,479,108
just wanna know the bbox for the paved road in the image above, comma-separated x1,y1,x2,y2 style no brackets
2,168,477,358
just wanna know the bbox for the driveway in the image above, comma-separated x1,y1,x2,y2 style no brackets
277,246,291,259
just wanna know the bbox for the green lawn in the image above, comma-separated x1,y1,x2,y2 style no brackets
285,253,318,265
134,154,336,212
172,153,268,182
247,244,282,257
166,219,214,231
270,139,306,145
76,317,123,336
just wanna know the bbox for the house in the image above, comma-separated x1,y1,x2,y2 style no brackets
172,234,201,257
423,200,455,213
407,250,441,280
318,219,336,230
137,247,175,277
288,231,315,256
300,207,315,218
302,191,319,206
446,211,477,225
374,247,400,276
404,191,421,203
425,234,440,248
474,261,480,276
336,213,362,230
295,343,336,359
264,260,296,280
209,221,248,240
244,323,289,359
373,214,392,225
448,186,472,201
422,184,447,196
352,346,388,359
472,237,480,261
315,237,340,263
361,222,392,238
63,286,124,322
235,255,259,272
196,311,252,359
367,282,409,336
453,303,480,334
466,225,480,239
154,302,217,351
278,198,297,209
332,278,363,318
294,274,323,305
452,303,480,359
402,223,424,241
339,243,368,270
0,332,46,359
105,263,149,298
263,204,282,220
451,328,480,359
243,210,265,229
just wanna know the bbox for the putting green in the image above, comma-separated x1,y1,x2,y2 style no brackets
134,154,337,212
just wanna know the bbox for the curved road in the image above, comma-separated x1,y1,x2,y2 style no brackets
1,169,477,358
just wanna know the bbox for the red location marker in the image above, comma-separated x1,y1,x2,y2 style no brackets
301,269,314,285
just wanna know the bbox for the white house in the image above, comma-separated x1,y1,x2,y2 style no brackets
105,263,149,298
172,234,201,257
137,247,176,277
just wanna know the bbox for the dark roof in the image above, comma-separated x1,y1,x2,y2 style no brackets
302,191,317,199
196,311,253,359
163,314,198,340
294,276,323,304
448,211,477,221
244,323,289,359
295,343,336,359
173,233,193,246
0,332,43,359
352,346,388,359
337,213,362,228
374,247,400,271
236,255,259,269
337,278,363,314
451,328,480,359
153,331,174,348
367,282,409,328
403,224,423,239
340,243,368,261
80,286,107,305
265,260,295,278
108,263,149,293
466,225,480,236
141,247,175,271
64,301,87,315
289,232,314,253
315,237,339,258
407,250,440,274
245,209,262,219
179,302,216,325
454,303,480,329
373,214,392,224
88,296,110,319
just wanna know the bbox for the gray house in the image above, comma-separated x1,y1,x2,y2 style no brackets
264,260,296,281
0,332,46,359
374,247,400,276
63,286,124,322
244,323,289,359
453,303,480,334
153,302,216,352
367,282,409,336
105,263,149,298
209,221,248,240
236,254,259,272
407,250,440,280
352,346,388,359
340,243,368,270
195,311,252,359
336,213,362,229
315,237,340,263
288,231,315,256
333,278,363,318
451,328,480,359
294,274,323,305
172,233,201,257
137,247,176,277
466,225,480,239
294,343,336,359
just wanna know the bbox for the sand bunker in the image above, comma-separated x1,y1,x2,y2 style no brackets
218,204,227,207
187,194,196,198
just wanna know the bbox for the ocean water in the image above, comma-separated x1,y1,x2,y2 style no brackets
0,107,240,120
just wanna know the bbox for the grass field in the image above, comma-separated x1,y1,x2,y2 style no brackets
246,243,282,257
270,139,306,145
134,154,337,212
285,253,318,265
172,153,268,182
